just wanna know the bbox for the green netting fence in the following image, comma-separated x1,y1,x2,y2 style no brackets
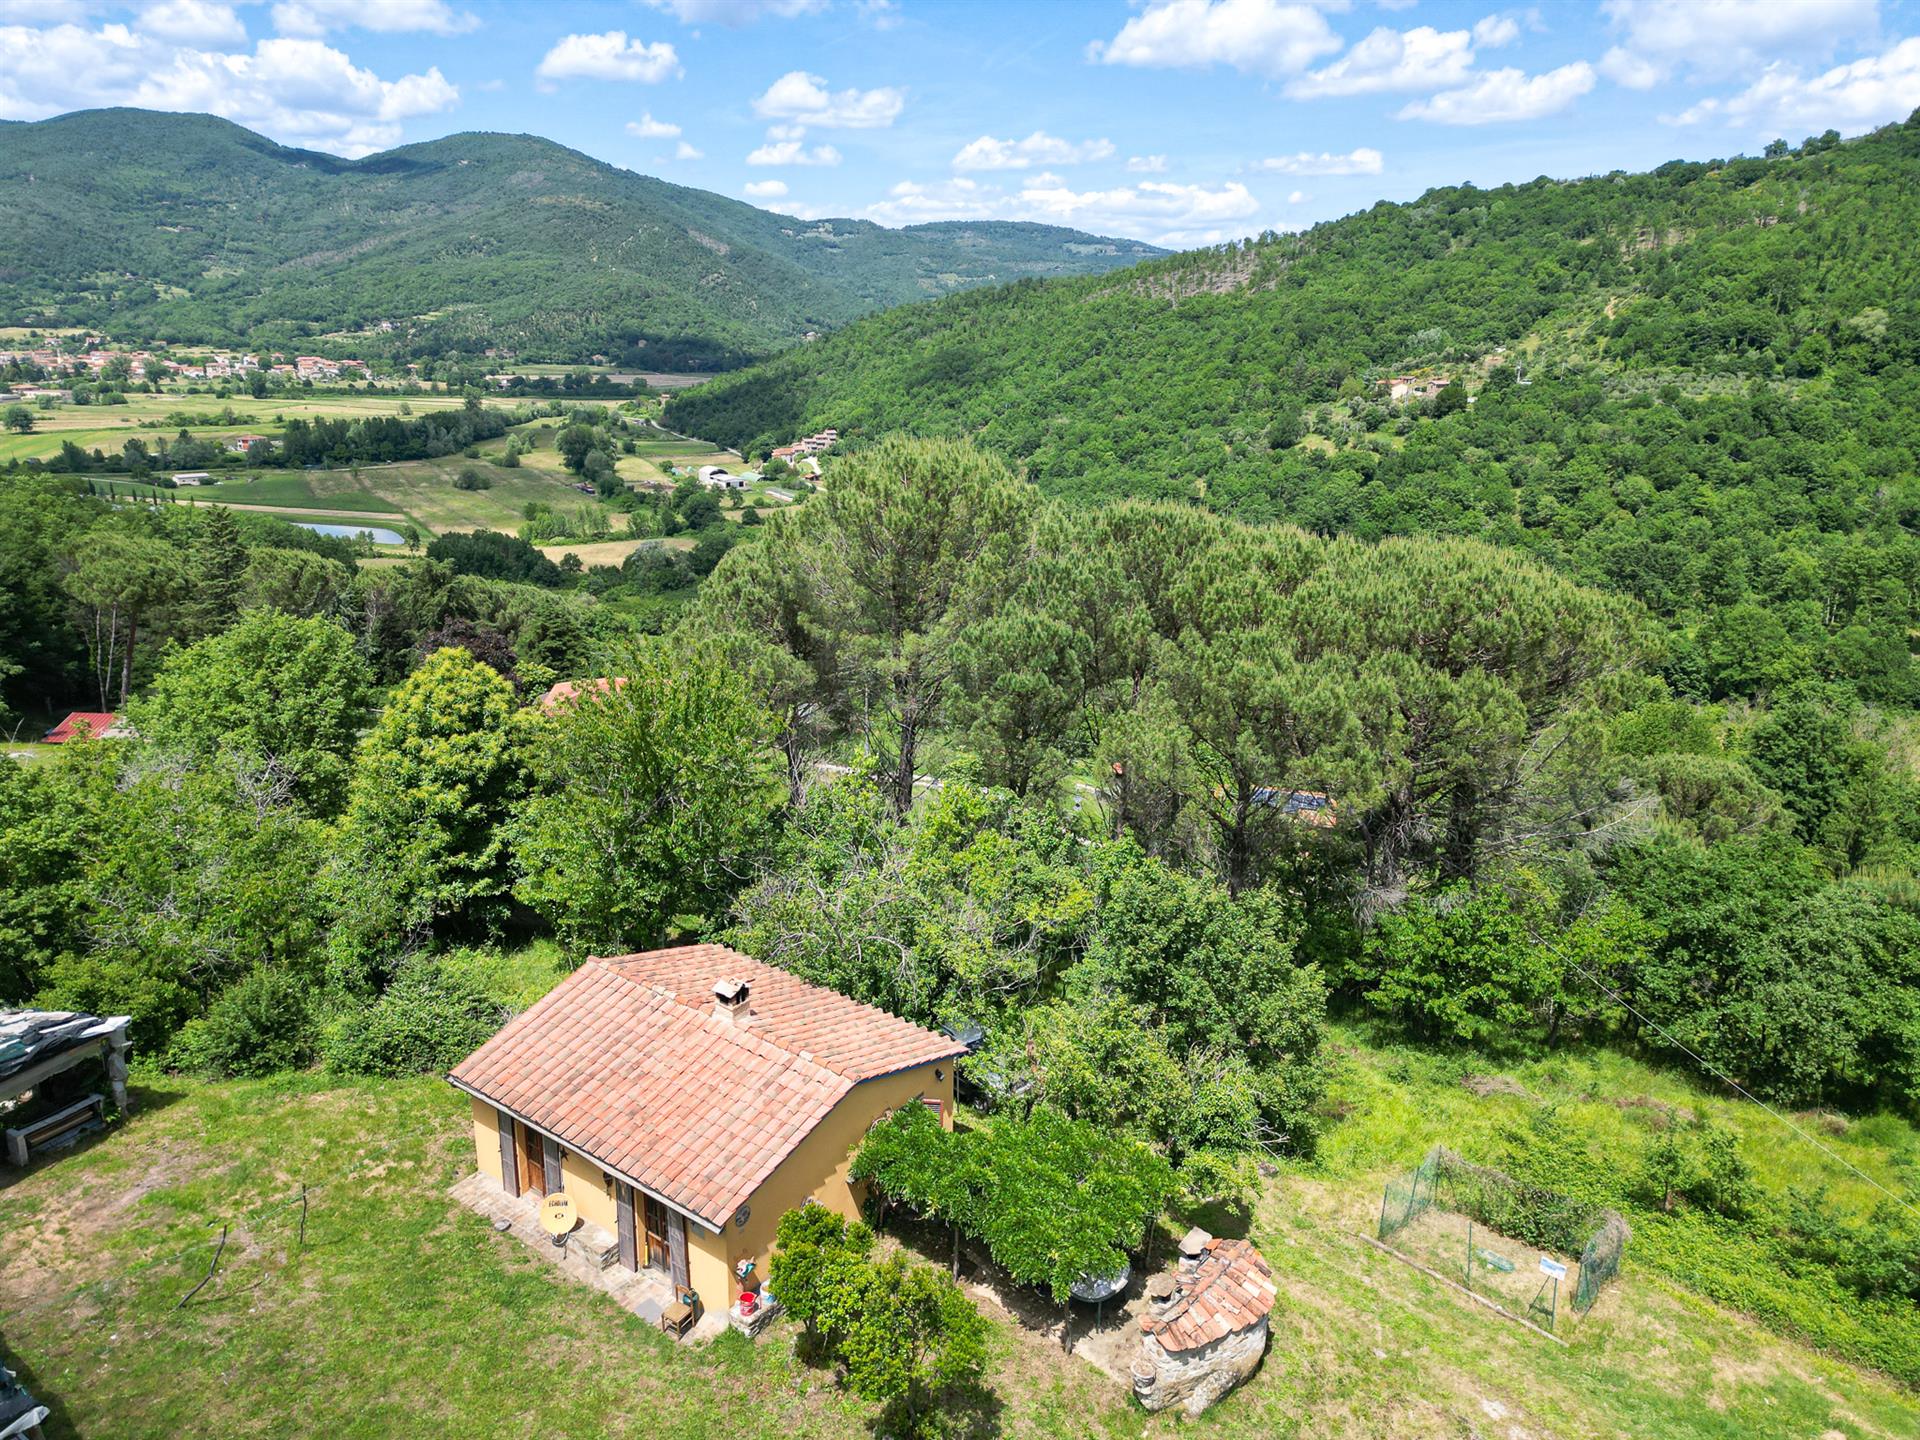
1377,1145,1629,1315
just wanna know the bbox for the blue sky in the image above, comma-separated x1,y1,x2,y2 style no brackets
3,0,1918,246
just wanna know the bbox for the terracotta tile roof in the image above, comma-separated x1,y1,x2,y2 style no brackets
535,677,627,713
1140,1239,1277,1353
447,945,964,1230
606,945,964,1081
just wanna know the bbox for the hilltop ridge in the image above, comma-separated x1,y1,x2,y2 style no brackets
0,108,1163,367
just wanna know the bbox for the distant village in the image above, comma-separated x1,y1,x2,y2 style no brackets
689,428,836,495
0,342,370,386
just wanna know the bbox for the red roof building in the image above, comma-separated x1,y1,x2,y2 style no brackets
43,712,123,744
448,944,963,1304
535,676,627,713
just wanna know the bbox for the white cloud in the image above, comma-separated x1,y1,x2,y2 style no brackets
1089,0,1342,78
1598,0,1878,87
1473,14,1521,48
952,130,1115,171
626,111,680,138
1287,188,1307,202
139,0,245,45
1126,154,1168,173
1666,36,1920,134
273,0,478,36
536,31,680,85
753,69,903,127
1398,60,1595,124
860,178,993,223
1253,146,1384,175
743,178,789,197
0,3,92,20
1288,25,1475,98
746,135,841,165
863,172,1262,246
1597,45,1664,90
643,0,826,23
0,21,456,154
675,139,702,159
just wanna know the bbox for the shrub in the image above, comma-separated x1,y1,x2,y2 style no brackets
454,466,492,491
322,961,504,1077
168,968,318,1078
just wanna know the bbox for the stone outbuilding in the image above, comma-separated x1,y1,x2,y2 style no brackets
1133,1231,1277,1417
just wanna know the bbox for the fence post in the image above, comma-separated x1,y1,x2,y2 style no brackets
298,1183,308,1250
1378,1183,1390,1238
176,1222,230,1310
1465,1220,1473,1291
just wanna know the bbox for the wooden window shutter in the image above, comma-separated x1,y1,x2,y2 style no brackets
616,1182,639,1272
496,1109,519,1198
667,1211,690,1292
542,1134,563,1194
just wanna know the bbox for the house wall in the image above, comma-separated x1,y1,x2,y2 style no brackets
467,1059,956,1314
684,1058,955,1309
469,1096,625,1235
469,1095,505,1184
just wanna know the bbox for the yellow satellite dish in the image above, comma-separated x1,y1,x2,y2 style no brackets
539,1192,577,1237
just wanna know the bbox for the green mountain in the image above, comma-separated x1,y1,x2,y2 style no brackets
670,113,1920,706
0,109,1162,367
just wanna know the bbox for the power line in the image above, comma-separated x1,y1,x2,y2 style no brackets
1529,920,1920,1226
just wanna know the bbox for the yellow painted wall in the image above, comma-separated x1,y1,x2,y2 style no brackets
558,1146,620,1234
467,1096,617,1235
465,1059,957,1312
691,1060,956,1308
470,1096,505,1184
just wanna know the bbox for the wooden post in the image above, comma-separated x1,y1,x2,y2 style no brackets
298,1184,308,1249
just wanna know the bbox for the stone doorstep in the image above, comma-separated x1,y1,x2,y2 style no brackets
449,1173,727,1343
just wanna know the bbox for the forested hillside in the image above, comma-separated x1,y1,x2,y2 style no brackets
0,110,1160,367
673,113,1920,706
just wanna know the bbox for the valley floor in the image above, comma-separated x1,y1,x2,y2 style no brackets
3,1032,1915,1439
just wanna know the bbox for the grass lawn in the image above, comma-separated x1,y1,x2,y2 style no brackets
3,1014,1916,1440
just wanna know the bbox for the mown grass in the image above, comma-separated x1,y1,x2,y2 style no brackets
3,999,1915,1439
1308,1021,1920,1385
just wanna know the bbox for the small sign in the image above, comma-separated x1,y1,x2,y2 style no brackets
539,1192,577,1236
1539,1256,1568,1280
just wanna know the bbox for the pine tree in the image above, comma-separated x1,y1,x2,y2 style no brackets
185,504,247,640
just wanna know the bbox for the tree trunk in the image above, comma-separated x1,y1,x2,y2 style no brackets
1225,786,1253,896
119,611,137,707
894,712,918,815
783,725,807,807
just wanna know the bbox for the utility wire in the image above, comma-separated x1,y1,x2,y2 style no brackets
1528,920,1920,1226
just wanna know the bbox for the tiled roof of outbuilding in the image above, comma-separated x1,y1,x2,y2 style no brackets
447,945,963,1229
1140,1239,1277,1353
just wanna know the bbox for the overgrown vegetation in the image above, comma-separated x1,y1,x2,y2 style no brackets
675,115,1920,711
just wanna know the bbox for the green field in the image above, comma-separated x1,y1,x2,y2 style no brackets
1,390,499,464
3,993,1915,1440
33,402,771,542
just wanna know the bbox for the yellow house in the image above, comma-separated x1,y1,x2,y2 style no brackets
447,944,962,1312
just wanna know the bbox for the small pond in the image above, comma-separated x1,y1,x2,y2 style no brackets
296,522,407,545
